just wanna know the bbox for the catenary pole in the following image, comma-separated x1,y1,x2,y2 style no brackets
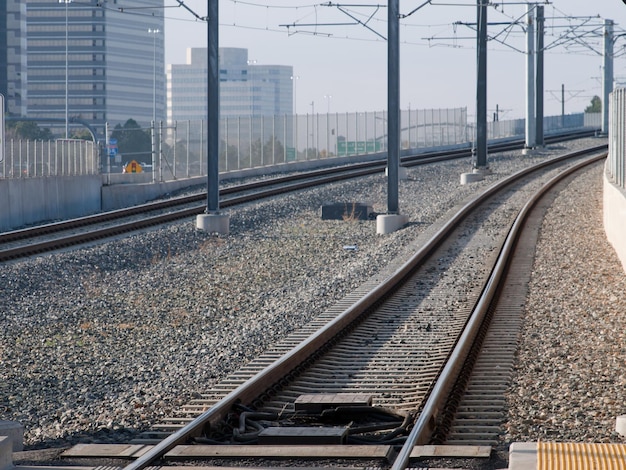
561,84,565,124
602,19,614,136
387,0,399,214
525,4,536,150
475,0,488,169
535,5,544,147
206,0,219,212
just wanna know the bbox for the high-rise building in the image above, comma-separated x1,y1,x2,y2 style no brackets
0,0,28,117
167,47,293,123
25,0,165,138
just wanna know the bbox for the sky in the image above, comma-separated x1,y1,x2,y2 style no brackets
161,1,626,120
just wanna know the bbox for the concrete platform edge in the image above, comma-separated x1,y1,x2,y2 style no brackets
508,442,537,470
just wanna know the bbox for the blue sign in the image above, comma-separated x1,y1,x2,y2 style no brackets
107,137,118,157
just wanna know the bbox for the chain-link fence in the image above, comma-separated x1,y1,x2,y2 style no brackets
155,109,593,181
0,139,98,178
156,108,470,180
221,108,472,164
2,108,598,181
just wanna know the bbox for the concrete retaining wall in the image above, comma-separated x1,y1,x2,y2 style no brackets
101,176,205,211
0,176,101,232
99,150,407,211
12,139,610,236
3,152,373,230
0,174,205,232
604,166,626,273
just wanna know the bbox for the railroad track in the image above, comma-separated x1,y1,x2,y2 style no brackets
431,155,606,450
0,130,596,262
56,143,607,469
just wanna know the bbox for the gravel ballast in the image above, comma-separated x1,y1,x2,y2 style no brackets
504,162,626,444
0,137,624,454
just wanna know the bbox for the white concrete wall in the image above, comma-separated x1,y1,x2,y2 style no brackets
0,176,101,232
99,151,392,211
604,167,626,273
0,174,203,232
101,176,205,211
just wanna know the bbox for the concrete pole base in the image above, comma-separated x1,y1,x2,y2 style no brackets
196,213,230,235
473,167,492,176
460,172,484,185
376,213,409,234
0,421,23,452
385,166,408,180
616,415,626,437
522,147,536,155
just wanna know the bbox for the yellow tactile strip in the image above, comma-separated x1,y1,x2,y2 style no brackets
538,442,626,470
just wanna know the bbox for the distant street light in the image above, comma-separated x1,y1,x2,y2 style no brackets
290,75,299,116
148,28,160,123
324,94,332,113
59,0,72,138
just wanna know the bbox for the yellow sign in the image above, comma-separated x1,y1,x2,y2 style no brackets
123,160,143,173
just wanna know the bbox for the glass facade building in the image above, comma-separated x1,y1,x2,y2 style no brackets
167,47,293,123
0,0,28,116
25,0,165,138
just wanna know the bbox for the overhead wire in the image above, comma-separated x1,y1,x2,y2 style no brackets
103,0,626,57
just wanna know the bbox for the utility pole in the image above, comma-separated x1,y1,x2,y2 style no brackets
603,19,614,135
562,84,565,125
387,0,399,215
475,0,488,169
525,5,536,151
206,0,219,213
535,5,544,147
196,0,230,234
375,0,408,234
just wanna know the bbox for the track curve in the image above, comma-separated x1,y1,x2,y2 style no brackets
95,144,607,470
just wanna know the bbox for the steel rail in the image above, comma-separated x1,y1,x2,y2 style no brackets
0,147,470,246
0,130,594,247
0,140,569,260
389,151,608,470
0,146,465,245
0,165,385,261
122,143,607,470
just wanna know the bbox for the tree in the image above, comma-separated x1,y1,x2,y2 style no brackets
110,119,152,164
8,121,54,140
219,140,239,171
263,136,285,164
71,129,94,141
585,96,602,113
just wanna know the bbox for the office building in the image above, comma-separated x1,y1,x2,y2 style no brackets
0,0,28,116
25,0,165,138
167,47,293,123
